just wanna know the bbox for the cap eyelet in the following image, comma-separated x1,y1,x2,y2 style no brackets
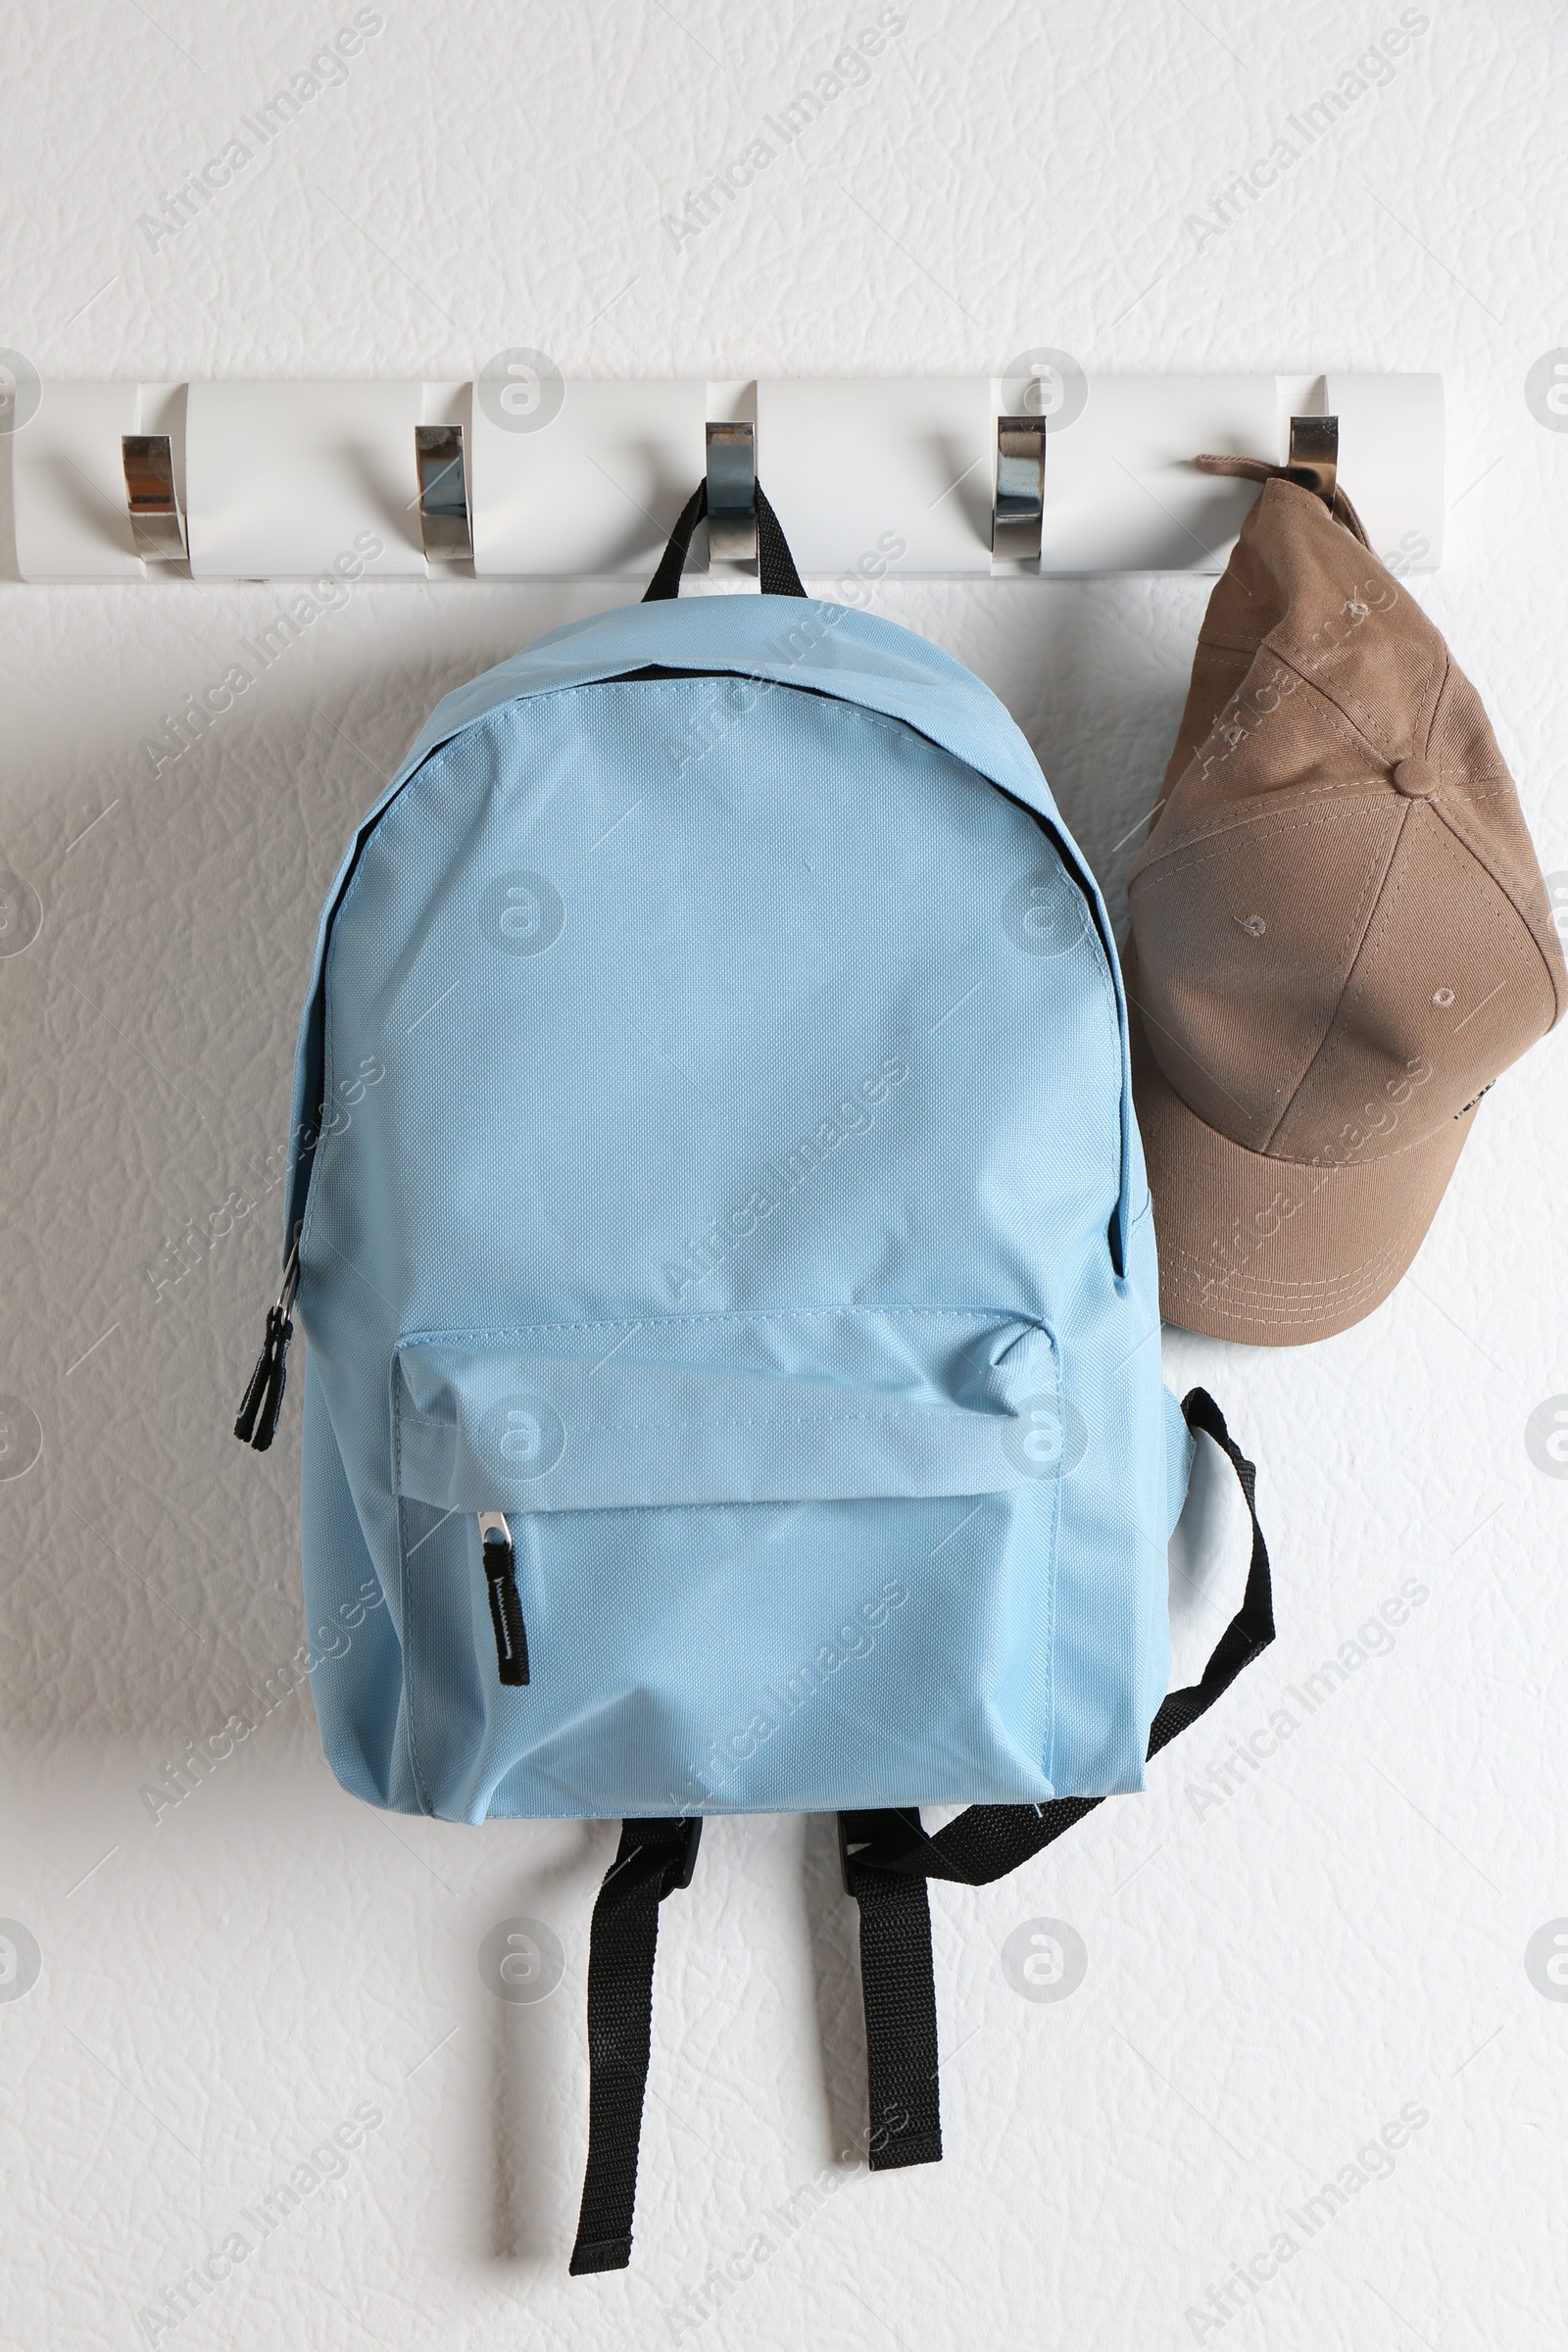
1433,987,1455,1006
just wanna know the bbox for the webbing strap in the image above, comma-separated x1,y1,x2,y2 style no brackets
845,1388,1273,1887
754,484,808,598
642,478,807,601
840,1812,944,2172
841,1387,1273,2156
568,1817,702,2277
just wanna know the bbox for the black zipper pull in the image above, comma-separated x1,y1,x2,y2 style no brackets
234,1239,300,1452
478,1512,530,1687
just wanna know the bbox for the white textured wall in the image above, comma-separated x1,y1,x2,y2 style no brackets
2,4,1566,2346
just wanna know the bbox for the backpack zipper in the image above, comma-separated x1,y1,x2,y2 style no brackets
233,1233,300,1452
478,1512,530,1686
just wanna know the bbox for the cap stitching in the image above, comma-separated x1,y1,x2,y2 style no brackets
1185,1289,1389,1323
1427,797,1568,1031
1145,767,1518,871
1257,805,1414,1154
1191,1274,1396,1310
1274,630,1442,768
1181,1278,1396,1326
1141,678,1412,856
1413,646,1453,772
1331,805,1547,1046
1142,1088,1471,1174
1255,574,1443,762
1181,1255,1398,1301
1170,677,1392,813
1142,775,1393,870
1168,1237,1412,1309
1130,803,1398,893
1261,645,1409,765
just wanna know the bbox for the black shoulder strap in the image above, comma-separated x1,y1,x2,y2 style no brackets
840,1387,1273,2164
839,1811,944,2172
642,478,807,602
568,1817,702,2277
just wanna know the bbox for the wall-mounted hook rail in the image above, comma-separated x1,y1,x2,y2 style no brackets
9,372,1445,584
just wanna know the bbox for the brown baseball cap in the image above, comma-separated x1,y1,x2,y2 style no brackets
1125,466,1565,1346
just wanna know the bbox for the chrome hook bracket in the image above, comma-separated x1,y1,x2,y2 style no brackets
992,414,1047,563
415,423,473,560
1286,413,1339,506
121,434,187,563
706,420,757,562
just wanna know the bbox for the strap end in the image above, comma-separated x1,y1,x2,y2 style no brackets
868,2130,943,2173
568,2233,632,2276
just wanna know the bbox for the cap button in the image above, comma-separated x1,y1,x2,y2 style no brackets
1392,755,1439,798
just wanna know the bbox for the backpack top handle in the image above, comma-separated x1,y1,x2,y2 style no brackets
642,476,807,601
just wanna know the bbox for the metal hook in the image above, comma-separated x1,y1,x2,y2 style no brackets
122,434,187,563
415,423,473,560
706,420,757,562
992,414,1047,563
1286,414,1338,507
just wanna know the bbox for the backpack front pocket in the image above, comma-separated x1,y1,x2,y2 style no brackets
391,1306,1071,1822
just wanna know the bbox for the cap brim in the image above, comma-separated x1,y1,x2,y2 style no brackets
1125,959,1475,1346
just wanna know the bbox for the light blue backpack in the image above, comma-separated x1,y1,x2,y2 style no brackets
236,482,1273,2274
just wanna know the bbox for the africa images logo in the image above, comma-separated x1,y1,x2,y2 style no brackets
480,1396,566,1482
1001,1918,1088,2002
1526,352,1568,433
1524,1396,1568,1478
478,1917,565,2004
0,1921,41,2003
480,870,565,956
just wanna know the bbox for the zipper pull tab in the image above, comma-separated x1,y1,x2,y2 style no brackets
234,1239,300,1452
479,1512,530,1688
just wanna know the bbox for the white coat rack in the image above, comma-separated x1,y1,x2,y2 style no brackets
8,370,1445,584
